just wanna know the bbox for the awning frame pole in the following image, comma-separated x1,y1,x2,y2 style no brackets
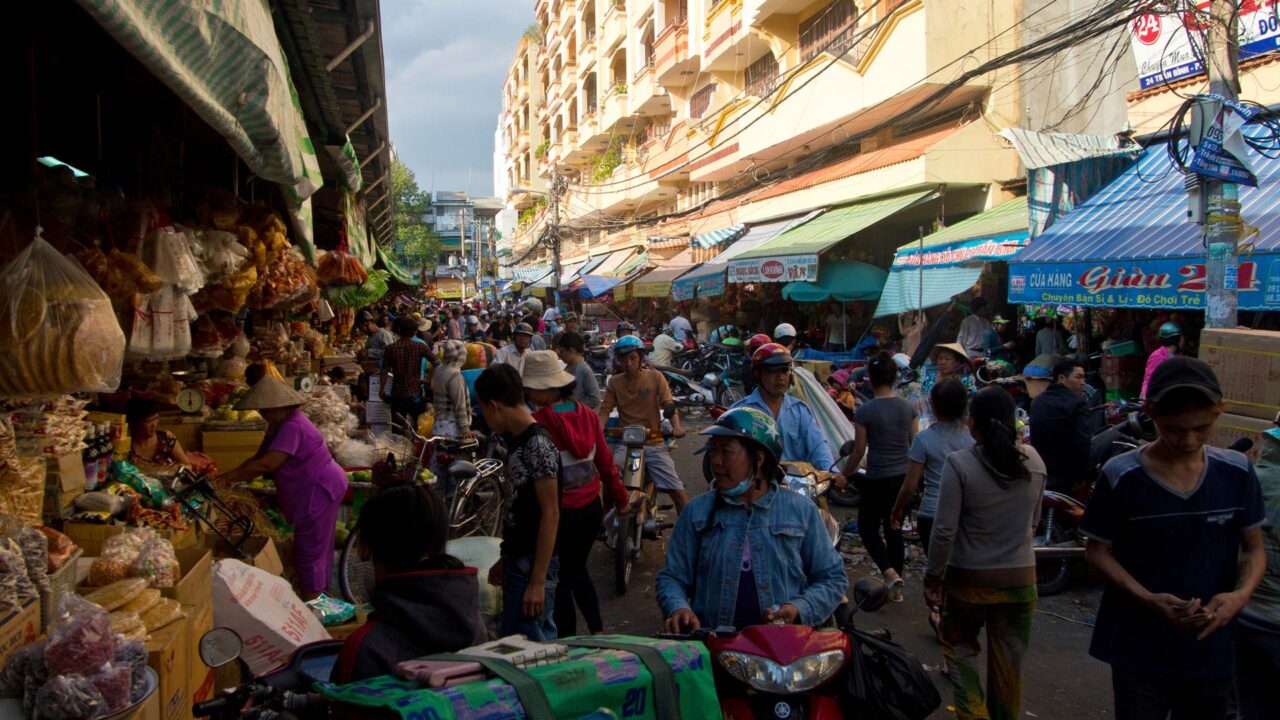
326,22,377,72
345,98,383,136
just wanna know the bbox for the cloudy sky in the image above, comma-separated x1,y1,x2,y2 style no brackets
383,0,532,198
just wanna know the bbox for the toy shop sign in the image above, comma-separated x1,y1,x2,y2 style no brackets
727,254,819,283
1008,254,1280,310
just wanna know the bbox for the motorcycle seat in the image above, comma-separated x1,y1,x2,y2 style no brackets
656,365,696,378
448,460,479,480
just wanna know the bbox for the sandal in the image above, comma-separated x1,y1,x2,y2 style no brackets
888,577,905,603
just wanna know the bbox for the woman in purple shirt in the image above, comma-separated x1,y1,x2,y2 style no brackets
220,377,348,599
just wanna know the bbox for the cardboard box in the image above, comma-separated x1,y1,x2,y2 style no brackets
162,547,213,608
1210,413,1272,461
0,599,39,668
119,688,161,720
47,451,87,493
185,598,215,699
1199,328,1280,420
146,618,191,720
205,535,284,577
200,429,265,472
797,359,833,385
63,522,198,557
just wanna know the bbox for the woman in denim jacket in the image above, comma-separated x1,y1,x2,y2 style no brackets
657,407,848,631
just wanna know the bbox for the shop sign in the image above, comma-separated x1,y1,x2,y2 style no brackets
892,233,1029,269
727,254,819,283
1007,254,1280,310
1131,3,1280,90
672,271,725,301
435,278,468,299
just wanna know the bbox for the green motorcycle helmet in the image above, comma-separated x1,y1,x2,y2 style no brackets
697,407,783,465
1158,321,1182,342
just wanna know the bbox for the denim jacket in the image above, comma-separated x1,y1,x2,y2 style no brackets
656,484,848,628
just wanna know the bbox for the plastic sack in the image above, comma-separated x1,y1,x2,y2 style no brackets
0,639,45,698
117,588,161,616
333,438,376,468
45,594,114,678
305,594,356,626
112,640,148,703
317,250,368,288
0,537,34,612
73,491,130,515
40,527,77,573
84,578,149,612
33,674,105,720
131,536,179,588
88,530,148,586
143,227,205,295
87,662,132,713
8,524,48,594
0,229,126,396
74,246,164,306
110,461,169,508
212,560,330,675
140,598,184,632
199,230,251,280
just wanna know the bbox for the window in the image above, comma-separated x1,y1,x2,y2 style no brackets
799,0,857,64
744,53,779,98
690,83,716,119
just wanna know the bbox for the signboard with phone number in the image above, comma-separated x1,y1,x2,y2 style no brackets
1131,2,1280,90
1008,254,1280,310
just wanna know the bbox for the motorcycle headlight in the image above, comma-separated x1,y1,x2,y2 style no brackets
703,372,720,386
718,649,846,694
812,479,831,497
783,473,816,498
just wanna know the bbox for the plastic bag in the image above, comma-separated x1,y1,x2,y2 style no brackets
131,537,179,588
88,531,147,587
0,229,126,396
83,578,149,612
199,230,251,280
110,462,170,508
73,491,130,515
143,227,205,295
39,527,76,572
333,438,376,468
0,639,45,698
0,537,34,612
108,611,144,636
117,588,160,615
33,674,105,720
140,598,184,632
305,594,356,626
112,640,148,703
45,594,114,678
317,250,368,288
87,661,131,713
215,357,248,381
10,525,49,594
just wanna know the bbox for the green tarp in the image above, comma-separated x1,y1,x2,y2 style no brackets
377,246,419,286
782,259,887,302
737,190,934,260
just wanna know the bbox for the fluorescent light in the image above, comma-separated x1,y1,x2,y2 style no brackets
37,157,91,178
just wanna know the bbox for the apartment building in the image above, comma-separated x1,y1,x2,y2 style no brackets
495,0,1127,283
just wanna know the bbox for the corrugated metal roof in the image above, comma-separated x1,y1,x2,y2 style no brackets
1014,136,1280,264
738,190,935,260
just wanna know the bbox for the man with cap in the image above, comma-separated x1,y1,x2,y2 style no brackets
731,343,837,473
493,322,536,374
773,323,799,352
956,297,994,358
1082,357,1266,719
669,309,695,345
465,315,486,343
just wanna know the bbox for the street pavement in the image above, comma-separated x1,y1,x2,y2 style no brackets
583,416,1116,718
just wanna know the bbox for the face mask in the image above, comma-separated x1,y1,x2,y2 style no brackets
1266,426,1280,441
720,478,753,498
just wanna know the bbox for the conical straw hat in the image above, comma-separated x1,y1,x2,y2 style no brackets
235,376,306,410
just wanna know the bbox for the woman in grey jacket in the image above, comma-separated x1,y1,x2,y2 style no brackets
925,386,1046,720
431,340,473,438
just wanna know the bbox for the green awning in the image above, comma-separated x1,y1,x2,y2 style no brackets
873,266,982,317
782,260,887,302
737,190,935,260
377,247,420,286
76,0,322,258
898,197,1028,253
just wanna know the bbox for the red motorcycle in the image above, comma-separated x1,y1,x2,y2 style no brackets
659,579,932,719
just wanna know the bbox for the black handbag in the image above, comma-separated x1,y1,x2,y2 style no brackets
845,628,942,720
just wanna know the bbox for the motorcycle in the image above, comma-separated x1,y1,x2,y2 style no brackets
193,628,341,719
607,424,675,594
780,460,844,549
657,578,908,720
660,366,742,409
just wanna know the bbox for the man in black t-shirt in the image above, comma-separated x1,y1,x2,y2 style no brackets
1082,357,1266,719
475,364,562,640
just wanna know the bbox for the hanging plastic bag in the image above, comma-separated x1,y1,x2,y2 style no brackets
142,227,205,295
0,229,126,396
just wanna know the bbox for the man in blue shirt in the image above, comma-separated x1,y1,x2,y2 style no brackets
1082,357,1265,719
730,343,836,472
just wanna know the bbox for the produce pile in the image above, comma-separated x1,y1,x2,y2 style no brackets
0,594,154,718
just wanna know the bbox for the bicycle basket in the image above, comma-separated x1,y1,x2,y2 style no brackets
372,453,417,489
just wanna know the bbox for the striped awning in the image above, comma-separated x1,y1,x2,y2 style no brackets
612,252,650,277
693,224,746,249
648,236,689,251
75,0,322,257
512,264,554,283
377,247,420,287
996,128,1141,170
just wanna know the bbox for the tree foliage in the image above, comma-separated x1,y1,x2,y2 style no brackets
392,158,440,277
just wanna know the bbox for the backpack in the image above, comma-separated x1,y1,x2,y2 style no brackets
845,628,941,720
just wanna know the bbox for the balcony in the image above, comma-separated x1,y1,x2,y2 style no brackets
517,79,530,103
559,0,576,33
600,86,631,134
655,19,696,87
580,28,596,57
565,116,598,165
631,62,671,117
702,0,768,72
600,0,627,53
516,129,531,151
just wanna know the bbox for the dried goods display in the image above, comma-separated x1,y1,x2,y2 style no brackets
45,595,114,677
0,231,126,396
317,249,368,287
83,577,149,611
32,674,104,720
112,641,148,702
0,418,43,527
247,248,316,310
73,247,164,310
197,229,251,279
139,598,183,631
3,396,89,456
192,263,257,313
86,662,131,713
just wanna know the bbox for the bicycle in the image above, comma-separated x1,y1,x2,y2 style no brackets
337,415,507,604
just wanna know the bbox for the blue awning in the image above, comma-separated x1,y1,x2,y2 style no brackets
693,224,746,249
1009,133,1280,310
576,274,626,299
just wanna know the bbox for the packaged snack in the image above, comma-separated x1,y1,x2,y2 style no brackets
108,611,144,636
140,598,184,632
45,594,114,678
305,594,357,626
117,588,161,615
10,525,49,593
109,462,170,508
83,578,149,612
112,640,148,703
0,537,35,610
87,661,131,713
39,526,77,572
0,639,45,698
33,674,105,720
131,536,179,588
73,491,130,515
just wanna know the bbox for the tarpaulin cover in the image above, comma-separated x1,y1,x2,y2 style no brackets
782,260,886,302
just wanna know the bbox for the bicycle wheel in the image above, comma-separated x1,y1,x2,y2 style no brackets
450,473,505,538
339,527,376,605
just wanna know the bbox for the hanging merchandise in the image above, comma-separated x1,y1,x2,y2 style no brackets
127,227,206,360
247,248,317,310
0,229,126,396
316,247,368,288
324,269,389,308
74,247,164,311
196,230,252,280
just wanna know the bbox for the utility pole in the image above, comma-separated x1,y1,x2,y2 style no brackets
549,164,565,307
1204,0,1241,328
458,206,468,304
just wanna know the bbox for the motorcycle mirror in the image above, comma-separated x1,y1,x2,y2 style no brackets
853,577,890,612
839,440,857,458
199,628,244,669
